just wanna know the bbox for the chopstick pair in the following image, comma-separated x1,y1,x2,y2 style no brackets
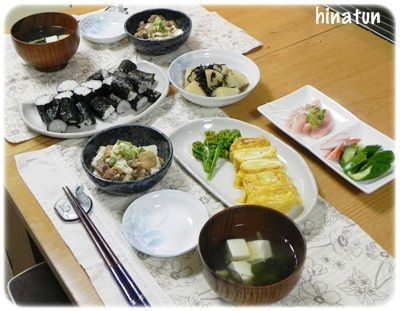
62,186,150,307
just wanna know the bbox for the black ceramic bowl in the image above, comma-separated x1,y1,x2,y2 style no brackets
81,124,173,195
125,8,192,55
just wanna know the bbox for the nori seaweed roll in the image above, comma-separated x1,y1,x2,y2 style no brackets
116,59,137,73
89,96,115,120
109,93,132,114
54,91,84,126
126,71,149,94
87,69,110,81
111,77,133,100
102,76,113,96
81,80,104,97
131,68,156,86
35,94,59,125
73,86,93,103
76,102,96,126
47,119,67,133
130,93,149,111
144,88,161,103
57,80,80,93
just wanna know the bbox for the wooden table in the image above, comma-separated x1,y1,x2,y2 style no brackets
4,5,394,306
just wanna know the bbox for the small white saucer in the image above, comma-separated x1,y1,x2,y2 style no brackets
80,11,128,44
122,190,209,257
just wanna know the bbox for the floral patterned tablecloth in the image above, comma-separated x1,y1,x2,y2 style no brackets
15,94,394,307
3,5,262,143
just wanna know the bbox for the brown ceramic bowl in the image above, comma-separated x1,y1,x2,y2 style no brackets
11,12,80,72
198,205,306,305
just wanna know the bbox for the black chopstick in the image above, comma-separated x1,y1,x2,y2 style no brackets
62,187,150,307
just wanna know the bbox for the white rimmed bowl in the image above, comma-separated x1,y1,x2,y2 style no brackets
168,49,260,108
122,190,209,257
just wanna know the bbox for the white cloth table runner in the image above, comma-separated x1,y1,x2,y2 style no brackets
15,94,394,306
4,4,262,143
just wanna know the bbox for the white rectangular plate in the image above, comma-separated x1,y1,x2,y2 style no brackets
257,85,395,193
20,61,169,139
169,117,318,223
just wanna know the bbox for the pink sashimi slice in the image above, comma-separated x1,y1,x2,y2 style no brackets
325,143,345,160
320,139,346,150
302,122,312,135
291,113,308,134
326,132,349,142
344,138,361,145
322,110,333,123
309,119,333,138
322,149,333,157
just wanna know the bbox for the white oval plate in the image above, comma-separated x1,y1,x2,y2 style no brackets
79,11,128,44
122,190,209,257
20,60,169,139
257,85,395,193
169,117,318,223
168,49,260,108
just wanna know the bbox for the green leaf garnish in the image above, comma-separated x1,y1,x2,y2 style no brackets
306,105,326,129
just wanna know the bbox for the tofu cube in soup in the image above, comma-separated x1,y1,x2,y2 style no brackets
247,240,273,263
228,261,254,284
226,238,251,261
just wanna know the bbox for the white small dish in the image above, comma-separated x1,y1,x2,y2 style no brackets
80,11,128,44
169,117,318,223
168,49,260,108
122,190,209,257
20,60,169,139
257,85,395,193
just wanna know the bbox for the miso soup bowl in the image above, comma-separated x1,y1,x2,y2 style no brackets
198,205,306,305
11,12,80,72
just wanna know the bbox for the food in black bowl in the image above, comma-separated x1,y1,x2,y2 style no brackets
81,124,173,194
125,8,192,55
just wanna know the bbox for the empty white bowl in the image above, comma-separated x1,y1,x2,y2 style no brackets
80,11,128,44
168,49,260,108
122,190,209,257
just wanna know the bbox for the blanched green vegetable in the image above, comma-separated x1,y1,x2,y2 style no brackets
340,145,359,167
348,162,392,181
361,145,382,157
192,129,241,180
343,151,367,174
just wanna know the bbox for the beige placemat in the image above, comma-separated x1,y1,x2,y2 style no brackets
4,5,262,143
15,94,394,306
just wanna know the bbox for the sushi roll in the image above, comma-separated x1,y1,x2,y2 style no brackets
112,71,128,80
81,80,104,98
54,91,84,126
76,102,96,126
87,69,110,81
57,80,80,93
89,96,115,120
111,77,133,100
102,76,113,96
109,93,132,114
144,88,161,103
116,59,137,73
131,68,156,86
35,94,59,125
47,119,68,133
73,86,93,103
130,93,149,111
126,71,149,94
